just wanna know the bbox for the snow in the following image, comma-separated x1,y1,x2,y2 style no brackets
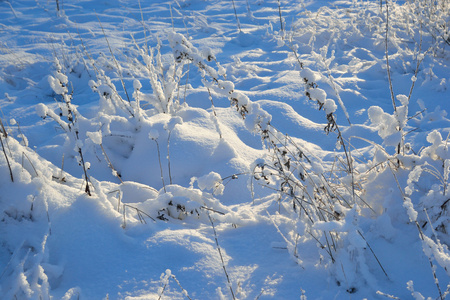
1,0,450,299
193,171,225,196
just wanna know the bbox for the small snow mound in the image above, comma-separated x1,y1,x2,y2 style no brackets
212,139,237,161
194,171,224,195
235,31,256,47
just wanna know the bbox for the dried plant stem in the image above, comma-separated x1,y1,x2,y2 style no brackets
171,274,192,300
75,23,101,78
389,165,443,299
77,147,91,196
122,204,127,228
167,131,173,185
289,46,356,201
0,135,13,182
423,209,444,300
208,213,236,300
384,0,396,113
205,86,222,139
153,139,166,193
321,59,351,125
96,14,134,112
107,189,122,212
5,1,17,18
21,152,38,177
169,4,175,31
66,30,93,78
408,26,424,101
100,144,123,183
357,230,388,278
138,0,149,57
0,117,13,182
231,0,241,32
277,0,284,32
123,204,156,223
376,291,400,299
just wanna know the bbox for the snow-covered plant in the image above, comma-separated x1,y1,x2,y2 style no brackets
88,68,136,118
310,45,351,125
270,1,447,292
1,235,52,300
37,58,93,195
157,269,192,300
404,130,450,230
368,93,410,154
132,37,185,115
168,31,272,133
167,31,373,289
0,116,13,182
404,0,450,51
9,118,28,147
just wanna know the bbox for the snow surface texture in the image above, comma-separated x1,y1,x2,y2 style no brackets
0,0,450,299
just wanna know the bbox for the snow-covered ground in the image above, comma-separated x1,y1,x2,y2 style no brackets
1,0,450,299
